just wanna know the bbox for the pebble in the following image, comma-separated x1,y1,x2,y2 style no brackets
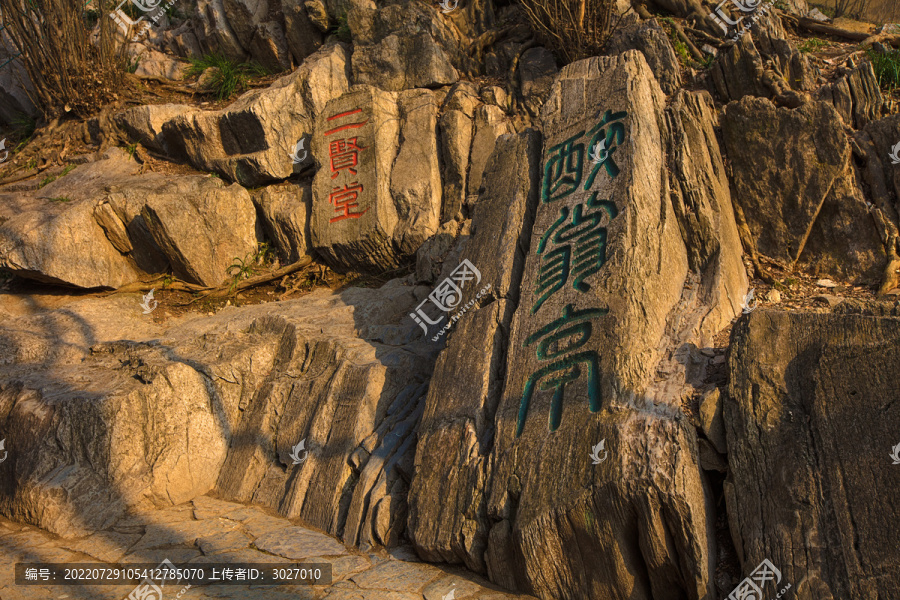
816,278,838,288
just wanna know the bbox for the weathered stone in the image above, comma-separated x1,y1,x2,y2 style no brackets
247,21,292,72
158,43,351,186
192,0,248,61
255,526,349,558
310,85,400,272
798,174,887,285
282,0,324,64
723,97,850,266
815,62,884,129
114,103,195,154
415,219,462,284
252,182,311,262
665,89,748,340
133,49,187,80
483,50,715,600
0,52,39,126
466,105,510,198
408,130,540,572
141,176,260,286
390,89,442,255
607,16,681,95
518,47,558,116
439,109,474,221
699,387,726,454
0,150,147,288
348,4,460,91
222,0,268,48
727,310,900,598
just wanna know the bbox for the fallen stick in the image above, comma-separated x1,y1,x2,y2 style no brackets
182,255,314,304
797,17,871,42
106,256,314,303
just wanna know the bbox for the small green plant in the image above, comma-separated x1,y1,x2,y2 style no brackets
47,196,73,202
38,164,76,188
161,274,175,288
799,37,828,53
125,142,138,157
186,54,268,101
226,243,276,291
867,47,900,93
330,12,351,43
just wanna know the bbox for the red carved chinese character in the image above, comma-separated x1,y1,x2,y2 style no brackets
325,108,369,136
328,183,368,222
329,137,365,178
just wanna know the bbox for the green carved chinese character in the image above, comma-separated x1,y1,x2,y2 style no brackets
516,304,607,437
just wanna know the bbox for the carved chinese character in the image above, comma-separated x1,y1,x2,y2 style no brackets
329,137,365,178
532,193,618,314
328,183,368,222
324,108,369,137
517,304,607,437
542,131,585,203
584,110,627,188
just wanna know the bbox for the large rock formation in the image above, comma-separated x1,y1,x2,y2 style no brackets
727,309,900,599
409,50,747,600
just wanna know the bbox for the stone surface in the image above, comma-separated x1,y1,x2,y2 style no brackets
815,62,884,129
517,47,558,116
408,129,540,573
282,0,325,64
466,105,510,198
698,387,726,454
141,176,260,286
157,43,351,186
348,3,461,92
192,0,248,62
727,310,900,599
252,182,312,262
0,498,531,599
722,97,850,266
0,150,152,288
255,526,349,558
607,16,681,95
390,89,443,256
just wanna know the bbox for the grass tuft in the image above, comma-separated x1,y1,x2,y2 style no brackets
867,47,900,93
186,54,269,101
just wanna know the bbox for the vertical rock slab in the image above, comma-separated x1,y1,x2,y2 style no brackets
390,89,443,256
482,52,714,600
665,89,748,341
408,130,542,572
310,85,401,272
727,310,900,599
